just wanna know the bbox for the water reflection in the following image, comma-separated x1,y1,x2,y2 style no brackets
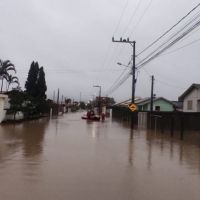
144,128,200,173
87,121,100,139
128,131,134,166
0,118,48,162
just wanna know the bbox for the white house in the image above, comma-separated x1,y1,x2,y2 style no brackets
179,84,200,112
0,94,8,123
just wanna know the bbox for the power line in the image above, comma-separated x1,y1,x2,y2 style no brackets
122,0,143,36
137,2,200,56
104,0,144,72
105,59,132,95
104,0,150,73
106,17,199,95
113,0,130,35
137,18,200,70
102,0,129,71
105,71,131,95
156,79,185,90
136,11,200,68
137,11,200,65
129,0,153,37
159,36,200,57
105,3,200,96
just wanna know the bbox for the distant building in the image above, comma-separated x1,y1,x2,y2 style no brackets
179,83,200,112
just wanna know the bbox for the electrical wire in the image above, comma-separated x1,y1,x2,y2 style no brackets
137,18,200,70
102,0,129,71
129,0,153,37
159,36,200,57
156,79,185,91
137,2,200,56
104,0,146,72
106,7,200,96
105,3,200,96
105,60,132,95
105,71,131,95
113,0,130,35
137,11,200,66
122,0,143,36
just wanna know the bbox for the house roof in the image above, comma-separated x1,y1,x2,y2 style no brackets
136,97,174,106
179,84,200,101
114,97,175,107
114,97,141,107
171,101,183,109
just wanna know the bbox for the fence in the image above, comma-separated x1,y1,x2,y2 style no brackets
112,106,200,140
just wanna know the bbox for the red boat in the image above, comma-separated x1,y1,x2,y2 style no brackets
81,110,100,121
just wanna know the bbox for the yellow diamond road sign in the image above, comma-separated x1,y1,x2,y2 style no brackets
128,103,137,112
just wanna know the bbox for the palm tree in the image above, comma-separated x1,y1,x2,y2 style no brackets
0,60,16,93
5,75,19,91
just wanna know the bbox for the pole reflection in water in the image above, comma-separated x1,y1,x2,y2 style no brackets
128,129,134,166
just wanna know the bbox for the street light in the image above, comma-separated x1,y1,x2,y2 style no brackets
93,85,101,116
117,62,137,70
117,62,131,68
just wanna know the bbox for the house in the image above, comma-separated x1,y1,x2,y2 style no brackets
0,94,8,123
171,101,183,112
179,84,200,112
115,97,175,112
135,97,175,112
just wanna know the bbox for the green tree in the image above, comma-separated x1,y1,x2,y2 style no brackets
24,61,48,116
37,67,47,100
8,90,25,120
0,60,16,93
25,61,39,97
79,101,86,110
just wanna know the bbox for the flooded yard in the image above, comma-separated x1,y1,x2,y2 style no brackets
0,112,200,200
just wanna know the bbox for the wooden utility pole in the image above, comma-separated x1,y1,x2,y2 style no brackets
57,88,60,115
112,37,136,104
150,75,155,112
112,37,136,129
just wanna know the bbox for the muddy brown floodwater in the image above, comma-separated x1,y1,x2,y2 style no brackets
0,112,200,200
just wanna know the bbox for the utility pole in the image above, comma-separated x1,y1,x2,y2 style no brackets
80,92,82,102
112,37,136,129
150,75,155,112
57,88,60,115
112,37,136,104
53,90,55,102
57,88,60,105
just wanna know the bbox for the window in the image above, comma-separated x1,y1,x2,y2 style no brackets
187,100,193,110
155,106,160,111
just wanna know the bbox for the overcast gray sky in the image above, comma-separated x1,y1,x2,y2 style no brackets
1,0,200,102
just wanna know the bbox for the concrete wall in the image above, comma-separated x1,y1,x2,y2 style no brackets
0,95,8,123
183,88,200,112
5,112,24,121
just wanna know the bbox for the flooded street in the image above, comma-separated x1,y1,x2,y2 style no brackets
0,112,200,200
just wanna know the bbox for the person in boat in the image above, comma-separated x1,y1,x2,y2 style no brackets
90,110,95,116
101,112,105,121
86,110,95,119
87,110,91,119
